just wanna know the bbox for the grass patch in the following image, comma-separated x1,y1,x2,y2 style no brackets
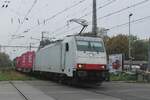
0,69,36,81
110,72,137,81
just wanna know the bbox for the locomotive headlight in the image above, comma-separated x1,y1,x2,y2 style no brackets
77,64,85,69
101,66,105,69
78,64,83,68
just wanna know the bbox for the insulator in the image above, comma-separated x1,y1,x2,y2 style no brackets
2,4,5,8
5,4,8,8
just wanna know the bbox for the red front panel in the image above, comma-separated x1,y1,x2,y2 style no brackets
77,64,106,70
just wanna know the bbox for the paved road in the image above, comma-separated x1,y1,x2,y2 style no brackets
89,82,150,100
0,81,150,100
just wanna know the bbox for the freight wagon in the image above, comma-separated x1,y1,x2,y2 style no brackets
15,56,22,71
15,51,35,72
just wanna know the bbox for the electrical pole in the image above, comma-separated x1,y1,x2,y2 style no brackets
29,43,32,51
40,31,46,48
148,38,150,71
92,0,97,36
41,32,44,42
129,13,133,71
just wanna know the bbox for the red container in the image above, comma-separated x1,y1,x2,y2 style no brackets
15,51,35,71
21,53,26,68
25,51,35,69
16,57,21,68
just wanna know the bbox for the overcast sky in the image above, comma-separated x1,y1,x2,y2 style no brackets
0,0,150,59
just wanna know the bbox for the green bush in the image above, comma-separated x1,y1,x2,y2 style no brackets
110,72,137,81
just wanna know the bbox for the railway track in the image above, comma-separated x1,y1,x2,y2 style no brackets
9,81,30,100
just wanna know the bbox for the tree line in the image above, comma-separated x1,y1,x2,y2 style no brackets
104,34,148,61
0,52,12,67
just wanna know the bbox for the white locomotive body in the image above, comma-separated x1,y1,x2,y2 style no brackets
34,35,108,83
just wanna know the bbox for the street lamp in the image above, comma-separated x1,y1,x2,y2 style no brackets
129,13,133,71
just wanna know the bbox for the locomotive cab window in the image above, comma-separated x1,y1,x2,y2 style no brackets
76,40,104,52
65,43,69,51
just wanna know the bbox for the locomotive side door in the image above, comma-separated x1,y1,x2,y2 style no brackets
61,43,65,72
61,42,73,76
61,43,69,72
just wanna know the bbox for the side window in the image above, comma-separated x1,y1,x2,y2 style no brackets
65,43,69,51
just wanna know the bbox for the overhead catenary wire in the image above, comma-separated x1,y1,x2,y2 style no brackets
10,0,150,45
20,0,148,38
15,0,38,34
50,0,117,35
98,0,149,20
8,0,38,45
7,0,25,17
50,15,150,39
109,15,150,30
44,0,86,23
52,25,81,37
24,0,87,33
79,0,117,19
48,0,149,37
65,0,116,20
20,0,115,35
